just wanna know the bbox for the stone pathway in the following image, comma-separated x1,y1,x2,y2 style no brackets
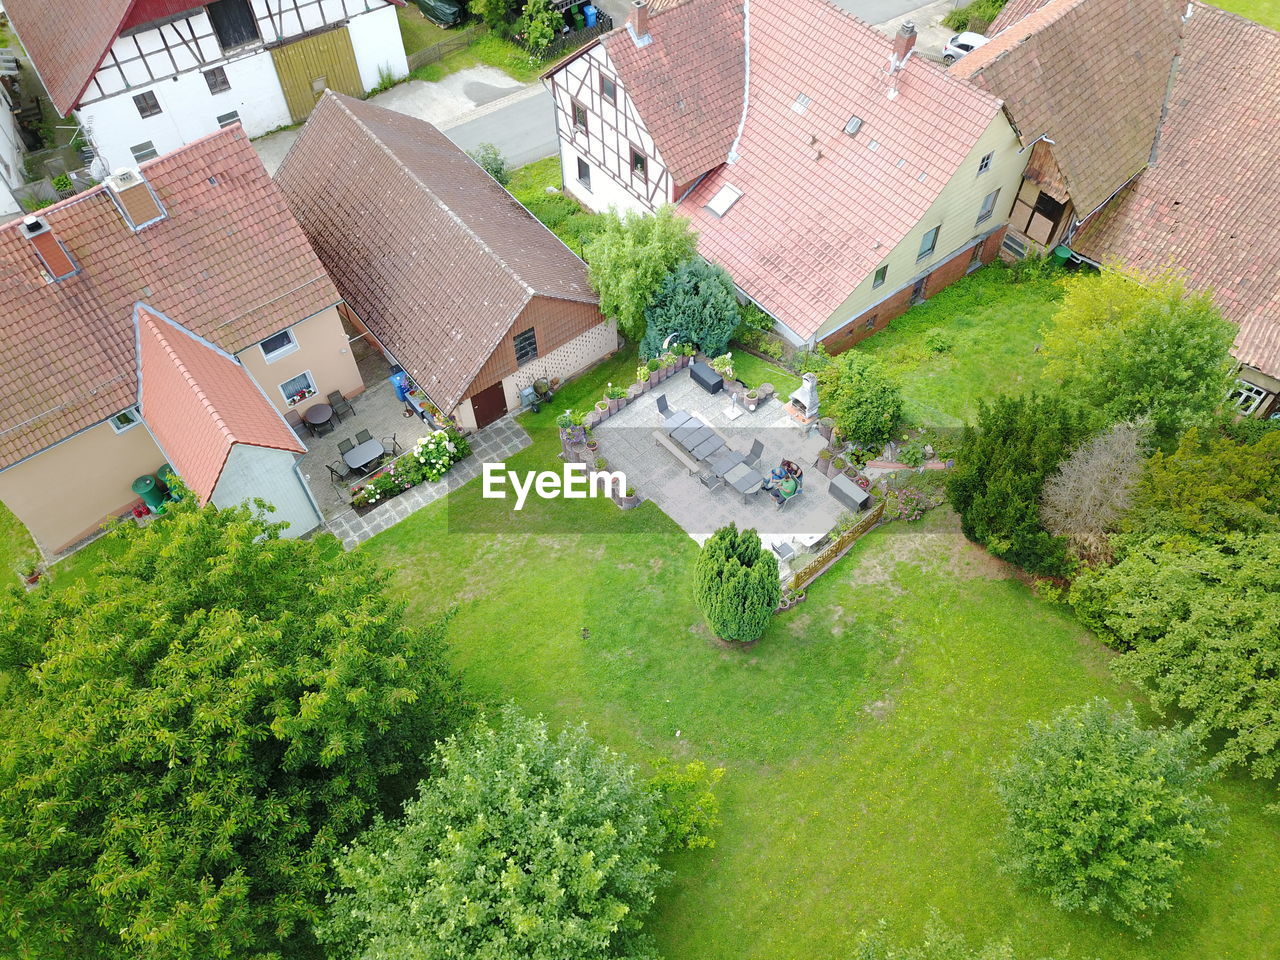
326,416,530,549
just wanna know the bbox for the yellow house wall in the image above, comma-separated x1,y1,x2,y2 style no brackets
236,306,364,419
815,112,1025,342
0,420,166,555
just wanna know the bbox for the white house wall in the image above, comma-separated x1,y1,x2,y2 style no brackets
211,443,322,537
347,4,407,91
0,84,25,207
550,44,672,215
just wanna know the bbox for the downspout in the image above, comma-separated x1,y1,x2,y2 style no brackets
726,0,750,164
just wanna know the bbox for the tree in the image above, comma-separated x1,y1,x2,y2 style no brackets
946,393,1088,576
469,0,521,33
1039,418,1149,564
693,524,781,643
584,205,699,341
639,258,740,359
515,0,561,52
1042,268,1236,446
994,700,1224,936
467,141,510,185
320,707,674,960
1070,533,1280,798
816,350,903,448
0,502,465,960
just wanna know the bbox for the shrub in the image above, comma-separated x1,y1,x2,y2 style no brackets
693,524,781,643
922,327,953,353
793,343,831,374
469,0,521,33
514,0,560,52
467,141,510,185
994,700,1224,935
640,259,740,358
942,0,1007,30
51,172,74,192
817,351,903,448
646,759,724,851
709,352,735,380
946,393,1087,576
898,441,926,467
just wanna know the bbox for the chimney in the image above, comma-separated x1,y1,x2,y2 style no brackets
890,21,917,73
105,167,166,231
22,216,78,282
628,0,651,45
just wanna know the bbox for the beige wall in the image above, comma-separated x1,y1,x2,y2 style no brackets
816,112,1025,342
237,306,364,419
0,419,167,556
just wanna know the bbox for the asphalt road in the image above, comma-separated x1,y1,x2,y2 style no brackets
439,84,557,169
833,0,947,23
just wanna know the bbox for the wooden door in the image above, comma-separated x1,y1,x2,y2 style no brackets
469,382,509,429
271,26,363,123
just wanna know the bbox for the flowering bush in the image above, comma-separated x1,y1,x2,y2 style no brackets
709,353,734,380
350,429,470,508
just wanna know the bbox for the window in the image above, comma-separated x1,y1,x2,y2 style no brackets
872,264,888,289
1229,379,1269,416
630,146,647,177
217,110,240,128
576,156,591,188
601,75,616,104
572,100,588,132
513,327,538,366
791,93,813,115
279,371,316,406
918,225,940,261
109,406,141,433
310,76,328,98
259,328,298,362
133,91,162,118
206,0,261,51
130,141,159,163
204,66,230,94
705,183,743,217
976,188,1000,225
977,151,993,174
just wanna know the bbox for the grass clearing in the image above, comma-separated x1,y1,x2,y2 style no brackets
509,157,605,256
395,5,452,54
410,33,546,84
1215,0,1280,28
0,502,38,577
730,350,801,396
855,263,1063,429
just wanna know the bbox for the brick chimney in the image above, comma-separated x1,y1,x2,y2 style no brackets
22,216,78,281
105,167,166,231
890,21,916,73
628,0,651,46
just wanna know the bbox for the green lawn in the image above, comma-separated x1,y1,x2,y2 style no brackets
731,350,801,396
411,32,547,84
395,5,451,54
855,264,1063,429
0,501,38,578
1215,0,1280,27
354,345,1280,960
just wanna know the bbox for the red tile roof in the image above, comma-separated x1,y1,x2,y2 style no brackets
986,0,1050,35
135,305,305,503
678,0,1003,340
600,0,745,185
1072,3,1280,379
0,127,340,470
950,0,1184,218
275,92,599,411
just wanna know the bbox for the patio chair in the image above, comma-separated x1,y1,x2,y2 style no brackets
771,540,796,562
284,408,307,439
745,438,765,465
327,390,354,421
355,428,373,445
383,434,402,456
655,393,669,416
327,461,352,484
311,417,335,438
338,437,354,456
698,468,723,491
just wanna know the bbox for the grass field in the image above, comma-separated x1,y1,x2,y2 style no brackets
0,502,38,577
395,4,451,53
1215,0,1280,27
855,264,1063,429
731,350,801,396
410,32,546,84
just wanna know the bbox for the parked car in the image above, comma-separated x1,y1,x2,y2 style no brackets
942,31,989,64
411,0,464,27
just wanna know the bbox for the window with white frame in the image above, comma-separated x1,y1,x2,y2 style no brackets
130,141,159,163
280,371,316,406
259,328,298,362
109,406,141,433
977,151,993,175
918,225,940,260
217,110,240,129
1228,379,1269,416
976,188,1000,225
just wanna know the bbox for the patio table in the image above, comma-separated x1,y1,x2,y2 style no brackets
661,410,692,432
303,402,333,426
724,462,764,497
670,418,705,446
344,438,385,472
691,434,726,460
708,448,746,478
677,424,714,452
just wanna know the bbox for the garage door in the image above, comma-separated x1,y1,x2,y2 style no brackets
271,26,364,123
469,382,509,429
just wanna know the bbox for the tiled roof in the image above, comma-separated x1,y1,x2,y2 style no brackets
678,0,1003,340
274,92,598,411
950,0,1183,217
1072,3,1280,379
136,305,305,503
986,0,1050,35
601,0,745,186
4,0,134,116
0,127,340,470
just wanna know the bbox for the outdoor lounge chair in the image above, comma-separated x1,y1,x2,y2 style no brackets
655,394,669,416
745,438,765,465
327,390,354,421
338,437,355,456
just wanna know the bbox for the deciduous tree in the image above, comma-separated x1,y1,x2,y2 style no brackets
0,501,464,960
693,524,781,643
467,141,510,185
640,258,739,359
816,350,904,448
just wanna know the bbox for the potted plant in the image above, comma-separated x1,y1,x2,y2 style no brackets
616,486,641,509
604,382,627,412
818,416,835,440
594,455,609,471
817,448,833,475
745,389,759,412
831,456,847,474
585,430,598,452
18,560,40,585
51,172,74,198
646,357,662,385
594,399,609,421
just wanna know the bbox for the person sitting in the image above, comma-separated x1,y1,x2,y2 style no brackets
782,460,804,488
762,464,788,490
769,473,799,506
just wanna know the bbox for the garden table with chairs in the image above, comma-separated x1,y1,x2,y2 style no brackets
343,438,385,472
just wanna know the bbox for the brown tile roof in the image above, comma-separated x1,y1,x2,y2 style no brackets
4,0,134,116
986,0,1051,35
1072,3,1280,379
678,0,1003,340
951,0,1184,217
274,92,598,412
0,127,341,470
136,305,305,503
600,0,745,186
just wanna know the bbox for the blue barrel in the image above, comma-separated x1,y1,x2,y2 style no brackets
584,4,597,26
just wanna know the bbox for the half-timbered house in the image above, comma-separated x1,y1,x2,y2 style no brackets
4,0,408,175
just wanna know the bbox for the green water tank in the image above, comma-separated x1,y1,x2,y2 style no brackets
156,463,181,500
1052,244,1073,266
131,474,166,513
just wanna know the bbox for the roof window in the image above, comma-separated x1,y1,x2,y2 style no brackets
844,115,863,136
792,93,813,115
705,184,743,217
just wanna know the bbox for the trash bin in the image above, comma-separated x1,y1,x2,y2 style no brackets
584,4,597,27
572,8,585,30
156,463,181,500
1052,244,1073,266
132,474,167,513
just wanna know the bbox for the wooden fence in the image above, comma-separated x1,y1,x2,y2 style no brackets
406,23,488,72
788,500,885,593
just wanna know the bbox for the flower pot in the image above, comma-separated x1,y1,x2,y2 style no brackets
815,457,832,476
818,417,835,441
677,355,690,369
627,383,645,401
607,397,621,413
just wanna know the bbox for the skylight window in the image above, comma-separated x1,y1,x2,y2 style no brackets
792,93,813,115
844,115,863,136
705,184,743,217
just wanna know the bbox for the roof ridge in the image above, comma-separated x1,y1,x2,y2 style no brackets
139,309,239,446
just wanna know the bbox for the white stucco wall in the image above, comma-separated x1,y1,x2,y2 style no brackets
0,83,25,200
347,3,408,90
211,443,321,537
